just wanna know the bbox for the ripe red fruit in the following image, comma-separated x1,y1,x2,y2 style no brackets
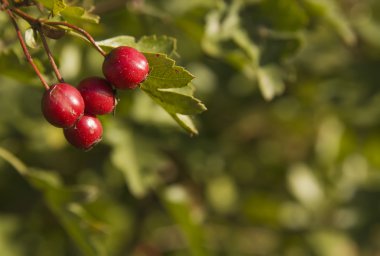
41,83,84,128
102,46,149,90
77,77,116,115
63,115,103,150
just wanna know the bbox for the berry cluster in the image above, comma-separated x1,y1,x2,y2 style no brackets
41,46,149,150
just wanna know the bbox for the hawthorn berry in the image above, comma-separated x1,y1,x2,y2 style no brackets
41,83,85,128
77,77,116,115
102,46,149,90
63,115,103,150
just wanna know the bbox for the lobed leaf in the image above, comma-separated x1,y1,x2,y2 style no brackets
144,89,206,115
53,0,66,15
142,53,194,90
96,36,136,51
136,35,177,56
140,53,206,131
35,0,99,24
61,6,100,24
97,38,205,135
97,35,177,56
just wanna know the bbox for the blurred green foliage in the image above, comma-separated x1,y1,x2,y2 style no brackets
1,0,380,255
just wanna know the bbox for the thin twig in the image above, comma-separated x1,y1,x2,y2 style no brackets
36,26,64,82
45,21,107,57
10,7,106,57
1,0,49,90
10,6,37,24
11,7,63,83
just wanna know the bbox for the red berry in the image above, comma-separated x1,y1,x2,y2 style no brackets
41,83,84,128
63,115,103,150
102,46,149,90
77,77,116,115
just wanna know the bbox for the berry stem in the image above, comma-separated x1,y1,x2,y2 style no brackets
45,21,107,57
11,7,106,58
2,1,104,87
0,0,49,90
11,7,63,83
9,5,37,24
36,26,64,83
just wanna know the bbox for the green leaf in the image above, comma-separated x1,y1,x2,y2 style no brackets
136,35,177,56
260,32,303,65
231,29,260,66
202,2,261,79
35,0,99,24
25,28,38,49
159,185,208,256
96,36,136,51
252,0,309,31
202,8,225,56
0,51,41,84
158,0,217,16
0,147,28,176
61,6,100,24
97,40,205,134
46,197,106,256
170,113,199,136
53,0,66,15
354,16,380,50
97,35,177,55
26,169,62,190
142,53,194,89
257,65,285,101
35,0,54,10
308,230,357,256
144,89,206,115
302,0,356,46
0,147,107,256
140,53,206,131
105,121,147,198
35,0,66,15
165,82,196,96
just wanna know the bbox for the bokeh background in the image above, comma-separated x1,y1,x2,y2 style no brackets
1,0,380,255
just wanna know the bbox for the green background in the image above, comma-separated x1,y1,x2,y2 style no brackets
1,0,380,255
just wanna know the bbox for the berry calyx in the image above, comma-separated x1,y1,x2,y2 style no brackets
63,115,103,150
41,83,85,128
77,77,116,115
102,46,149,90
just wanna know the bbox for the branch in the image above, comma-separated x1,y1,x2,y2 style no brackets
10,6,37,24
36,25,64,83
10,7,63,83
45,21,107,57
10,7,106,57
1,0,49,90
